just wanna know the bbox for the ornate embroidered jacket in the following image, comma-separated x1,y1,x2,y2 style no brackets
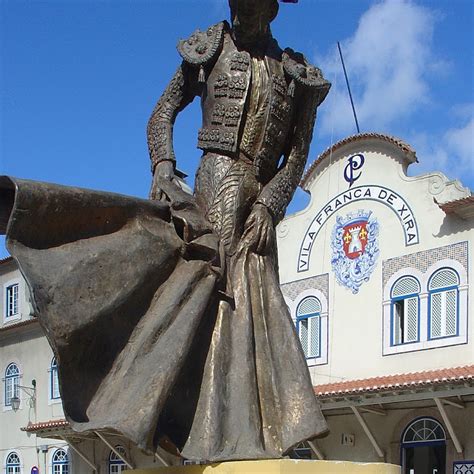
147,21,330,223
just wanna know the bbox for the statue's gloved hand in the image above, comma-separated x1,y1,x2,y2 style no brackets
150,160,175,201
239,203,275,256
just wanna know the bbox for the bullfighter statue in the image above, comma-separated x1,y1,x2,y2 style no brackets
0,0,330,463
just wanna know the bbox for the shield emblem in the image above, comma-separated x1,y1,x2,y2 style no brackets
342,219,369,259
331,210,380,294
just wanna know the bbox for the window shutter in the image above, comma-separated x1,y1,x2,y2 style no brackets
299,319,309,357
309,316,320,357
429,267,459,339
430,292,443,338
405,297,418,342
297,296,323,359
445,290,457,336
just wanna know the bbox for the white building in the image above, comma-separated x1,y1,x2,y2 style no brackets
1,132,473,474
278,133,474,473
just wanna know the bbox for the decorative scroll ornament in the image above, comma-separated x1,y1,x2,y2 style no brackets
331,210,379,294
177,22,225,67
282,48,331,102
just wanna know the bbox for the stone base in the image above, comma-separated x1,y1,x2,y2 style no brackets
132,460,401,473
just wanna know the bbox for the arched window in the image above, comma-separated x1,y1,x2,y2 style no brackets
402,418,446,443
6,452,21,474
391,276,420,345
429,268,459,339
108,446,128,474
296,296,321,359
50,358,60,400
401,417,446,471
4,363,20,407
51,449,69,474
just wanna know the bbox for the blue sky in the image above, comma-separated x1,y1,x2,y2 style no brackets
0,0,472,258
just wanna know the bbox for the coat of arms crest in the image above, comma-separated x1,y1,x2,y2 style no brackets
331,210,379,294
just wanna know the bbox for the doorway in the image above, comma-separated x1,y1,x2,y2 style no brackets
401,417,447,474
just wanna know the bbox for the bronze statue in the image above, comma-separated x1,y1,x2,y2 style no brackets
0,0,330,463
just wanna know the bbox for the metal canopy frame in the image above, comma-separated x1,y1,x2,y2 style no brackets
318,383,472,461
25,425,170,468
350,406,384,459
60,436,98,472
319,385,473,411
434,397,463,454
94,431,135,470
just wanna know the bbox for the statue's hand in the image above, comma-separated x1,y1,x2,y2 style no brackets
150,160,175,201
240,203,275,255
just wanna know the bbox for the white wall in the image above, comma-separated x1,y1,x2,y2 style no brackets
278,138,473,385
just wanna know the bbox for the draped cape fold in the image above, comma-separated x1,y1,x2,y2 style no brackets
0,176,328,462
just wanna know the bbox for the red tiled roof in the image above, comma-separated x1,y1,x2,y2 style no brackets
301,132,417,188
437,195,474,214
314,365,474,398
22,419,69,432
0,318,39,333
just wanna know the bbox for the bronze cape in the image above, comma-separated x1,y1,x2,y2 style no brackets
0,175,327,462
0,13,331,463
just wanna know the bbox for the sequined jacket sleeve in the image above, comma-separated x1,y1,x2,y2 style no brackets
147,63,199,173
255,87,320,224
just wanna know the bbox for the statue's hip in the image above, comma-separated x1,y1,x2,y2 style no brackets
194,152,261,254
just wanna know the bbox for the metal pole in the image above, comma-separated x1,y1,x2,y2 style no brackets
94,431,134,469
154,451,169,467
434,397,463,454
351,406,384,458
307,440,325,460
61,437,98,472
337,41,360,134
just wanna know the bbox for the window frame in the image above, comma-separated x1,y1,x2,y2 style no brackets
382,258,468,357
296,311,322,360
288,287,329,367
427,268,460,341
3,279,21,324
390,276,421,347
49,357,61,402
51,448,69,474
5,451,21,474
108,446,128,474
4,362,21,408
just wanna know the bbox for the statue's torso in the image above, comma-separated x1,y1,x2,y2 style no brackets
198,32,294,184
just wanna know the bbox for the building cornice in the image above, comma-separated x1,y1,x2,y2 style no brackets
436,195,474,219
0,317,39,334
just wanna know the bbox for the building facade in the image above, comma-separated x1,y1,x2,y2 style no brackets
278,133,474,473
1,132,473,474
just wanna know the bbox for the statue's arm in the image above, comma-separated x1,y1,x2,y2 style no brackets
147,63,199,174
255,89,319,224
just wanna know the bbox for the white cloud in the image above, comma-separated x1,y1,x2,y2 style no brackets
445,117,474,160
409,109,474,184
318,0,438,136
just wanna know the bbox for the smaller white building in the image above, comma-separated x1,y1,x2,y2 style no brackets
277,132,474,473
0,256,175,474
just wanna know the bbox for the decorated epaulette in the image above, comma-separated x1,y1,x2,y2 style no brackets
177,22,226,82
282,48,331,100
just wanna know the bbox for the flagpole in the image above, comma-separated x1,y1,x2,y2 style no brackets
337,41,360,134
